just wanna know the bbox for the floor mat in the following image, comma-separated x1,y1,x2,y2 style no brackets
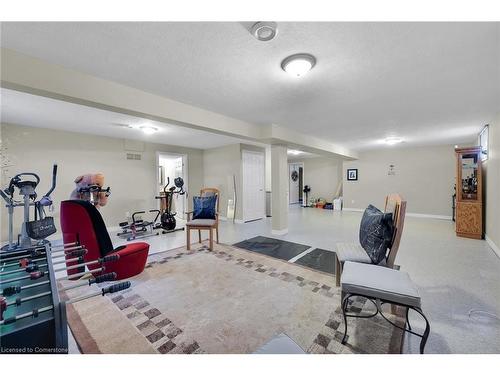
233,236,310,261
294,248,336,275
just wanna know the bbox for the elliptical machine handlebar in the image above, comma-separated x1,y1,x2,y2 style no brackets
44,164,58,197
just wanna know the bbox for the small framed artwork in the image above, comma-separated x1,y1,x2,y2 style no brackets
347,168,358,181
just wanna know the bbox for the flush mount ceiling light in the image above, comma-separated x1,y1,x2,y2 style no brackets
287,149,304,155
384,137,403,145
281,54,316,77
140,125,159,135
251,22,278,41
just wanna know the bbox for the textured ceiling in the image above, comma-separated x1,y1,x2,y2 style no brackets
1,22,499,150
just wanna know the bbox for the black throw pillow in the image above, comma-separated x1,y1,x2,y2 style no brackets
359,204,394,264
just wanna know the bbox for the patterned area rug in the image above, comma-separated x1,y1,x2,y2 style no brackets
63,242,404,354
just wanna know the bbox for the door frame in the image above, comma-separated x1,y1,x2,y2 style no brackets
288,161,305,204
241,149,266,222
156,151,188,219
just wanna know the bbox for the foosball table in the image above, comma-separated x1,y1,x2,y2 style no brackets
0,241,131,353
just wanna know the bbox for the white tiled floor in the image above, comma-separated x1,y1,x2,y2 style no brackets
72,206,500,353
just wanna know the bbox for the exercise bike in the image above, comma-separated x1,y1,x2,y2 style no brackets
155,177,186,234
0,164,58,251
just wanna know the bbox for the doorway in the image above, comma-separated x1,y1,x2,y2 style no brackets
157,152,187,220
242,150,266,222
289,162,304,204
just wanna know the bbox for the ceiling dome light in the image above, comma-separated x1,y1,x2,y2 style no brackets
251,22,278,41
140,125,158,135
287,149,304,155
384,137,403,145
281,54,316,77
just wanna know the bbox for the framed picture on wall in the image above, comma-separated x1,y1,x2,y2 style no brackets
347,168,358,181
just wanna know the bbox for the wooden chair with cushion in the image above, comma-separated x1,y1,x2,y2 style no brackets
335,193,407,286
186,188,220,251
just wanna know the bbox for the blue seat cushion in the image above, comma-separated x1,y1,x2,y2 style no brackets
359,204,394,264
192,195,217,220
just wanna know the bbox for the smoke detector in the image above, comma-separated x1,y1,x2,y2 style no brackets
251,22,278,42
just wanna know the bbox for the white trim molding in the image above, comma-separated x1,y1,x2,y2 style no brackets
342,208,363,212
272,228,289,235
342,207,452,220
405,213,452,220
234,219,245,224
485,235,500,259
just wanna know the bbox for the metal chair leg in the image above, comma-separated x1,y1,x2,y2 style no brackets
413,307,430,354
406,307,412,331
335,256,342,287
341,294,350,344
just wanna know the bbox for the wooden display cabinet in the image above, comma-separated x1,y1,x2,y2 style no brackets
455,146,483,239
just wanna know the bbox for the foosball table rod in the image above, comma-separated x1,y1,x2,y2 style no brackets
1,254,119,278
0,248,87,272
53,254,120,273
0,242,80,257
0,246,85,266
0,255,85,277
2,266,106,285
1,280,51,296
0,281,131,325
1,275,113,318
58,272,117,292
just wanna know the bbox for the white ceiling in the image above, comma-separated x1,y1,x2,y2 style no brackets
0,88,261,149
1,22,499,150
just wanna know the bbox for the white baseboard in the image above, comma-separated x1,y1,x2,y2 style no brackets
342,207,452,220
218,216,228,221
234,219,244,224
342,208,363,212
485,235,500,259
271,228,288,235
405,213,452,220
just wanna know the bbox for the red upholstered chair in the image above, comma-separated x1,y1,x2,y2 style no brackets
60,200,149,280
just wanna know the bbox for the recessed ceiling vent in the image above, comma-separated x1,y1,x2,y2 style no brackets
126,153,142,161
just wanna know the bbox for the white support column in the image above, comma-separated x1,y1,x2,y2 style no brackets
271,144,289,235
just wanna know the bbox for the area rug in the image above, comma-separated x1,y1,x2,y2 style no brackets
233,236,310,260
63,242,404,354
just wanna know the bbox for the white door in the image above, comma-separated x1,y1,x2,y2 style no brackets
289,163,300,204
242,151,265,222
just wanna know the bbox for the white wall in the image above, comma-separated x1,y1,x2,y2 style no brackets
202,143,266,221
343,145,455,217
202,144,241,220
0,123,203,241
288,157,342,202
484,113,500,252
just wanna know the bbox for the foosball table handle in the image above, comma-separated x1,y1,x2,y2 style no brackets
91,272,117,285
102,281,131,295
100,254,120,263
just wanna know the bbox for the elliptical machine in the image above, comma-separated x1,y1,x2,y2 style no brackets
0,164,58,251
155,177,186,233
